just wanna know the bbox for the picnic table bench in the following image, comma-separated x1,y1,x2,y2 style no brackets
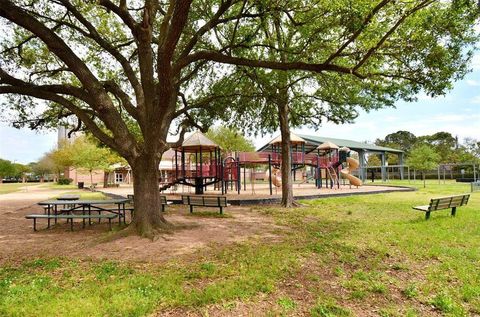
412,194,470,220
181,195,229,214
25,214,117,231
37,199,129,228
127,194,172,212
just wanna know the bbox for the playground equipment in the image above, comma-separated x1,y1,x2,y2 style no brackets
161,131,363,195
269,168,282,187
340,157,362,187
165,132,222,194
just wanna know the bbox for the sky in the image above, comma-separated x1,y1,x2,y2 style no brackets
1,57,479,164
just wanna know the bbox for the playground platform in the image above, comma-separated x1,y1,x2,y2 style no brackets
97,183,414,206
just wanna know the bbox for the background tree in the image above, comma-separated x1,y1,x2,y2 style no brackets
376,131,417,155
367,154,382,167
406,144,440,187
13,163,31,183
206,126,255,155
463,138,480,163
48,140,75,181
417,132,457,163
1,0,478,236
0,158,15,183
70,137,111,188
31,155,55,182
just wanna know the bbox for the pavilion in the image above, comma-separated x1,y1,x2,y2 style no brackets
258,133,404,181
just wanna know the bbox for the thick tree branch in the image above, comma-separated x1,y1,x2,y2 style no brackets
162,0,193,61
0,85,122,155
56,0,145,109
324,0,392,64
178,0,234,60
0,0,140,158
176,51,366,78
0,67,91,103
102,80,139,119
97,0,137,32
353,0,434,71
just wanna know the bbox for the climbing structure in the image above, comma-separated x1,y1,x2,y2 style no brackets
159,131,362,196
164,131,222,194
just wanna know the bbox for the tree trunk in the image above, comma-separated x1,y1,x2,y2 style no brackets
277,91,294,207
130,153,169,238
90,170,94,190
103,171,109,188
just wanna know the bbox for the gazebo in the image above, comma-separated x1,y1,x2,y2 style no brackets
174,131,222,194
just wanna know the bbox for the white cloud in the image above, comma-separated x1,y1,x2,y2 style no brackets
430,113,480,123
472,54,480,71
470,95,480,104
466,79,480,86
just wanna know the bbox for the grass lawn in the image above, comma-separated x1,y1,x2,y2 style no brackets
39,183,78,190
0,183,38,194
1,181,478,316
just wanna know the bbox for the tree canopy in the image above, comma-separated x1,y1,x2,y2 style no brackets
1,0,478,236
206,126,255,154
0,158,15,181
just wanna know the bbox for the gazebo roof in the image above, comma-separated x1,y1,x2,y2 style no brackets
269,133,306,145
178,131,219,151
317,141,339,150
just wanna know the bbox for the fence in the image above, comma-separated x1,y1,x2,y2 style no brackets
472,181,480,192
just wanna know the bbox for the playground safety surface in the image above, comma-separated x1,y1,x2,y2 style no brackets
100,183,414,205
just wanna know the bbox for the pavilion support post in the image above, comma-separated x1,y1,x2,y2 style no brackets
358,150,367,181
399,152,405,180
268,154,273,195
237,158,241,195
381,152,387,182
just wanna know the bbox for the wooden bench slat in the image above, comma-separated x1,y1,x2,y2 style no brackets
181,195,228,214
26,214,117,219
25,213,117,232
413,194,470,220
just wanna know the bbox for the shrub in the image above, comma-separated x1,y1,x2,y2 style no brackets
57,177,73,185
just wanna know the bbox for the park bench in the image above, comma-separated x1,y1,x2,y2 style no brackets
181,195,230,214
412,194,470,220
25,214,117,231
127,194,172,212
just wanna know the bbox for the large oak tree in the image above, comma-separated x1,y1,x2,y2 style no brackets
0,0,478,236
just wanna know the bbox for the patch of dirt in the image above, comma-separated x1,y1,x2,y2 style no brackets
154,251,448,317
0,188,282,266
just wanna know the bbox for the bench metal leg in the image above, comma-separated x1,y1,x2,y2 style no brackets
88,206,92,225
451,207,456,217
161,205,165,212
33,218,37,231
117,204,122,223
108,218,112,230
82,206,86,228
47,206,51,228
190,205,193,213
54,206,58,225
425,211,431,220
219,207,223,215
98,211,101,223
70,218,74,231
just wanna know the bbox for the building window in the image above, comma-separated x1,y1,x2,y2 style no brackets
115,173,124,183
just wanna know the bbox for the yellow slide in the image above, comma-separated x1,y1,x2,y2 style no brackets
269,168,282,187
340,157,362,187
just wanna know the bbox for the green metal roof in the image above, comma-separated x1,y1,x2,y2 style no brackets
297,134,403,154
258,133,403,154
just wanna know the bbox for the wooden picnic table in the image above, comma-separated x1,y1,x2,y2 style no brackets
38,199,130,228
